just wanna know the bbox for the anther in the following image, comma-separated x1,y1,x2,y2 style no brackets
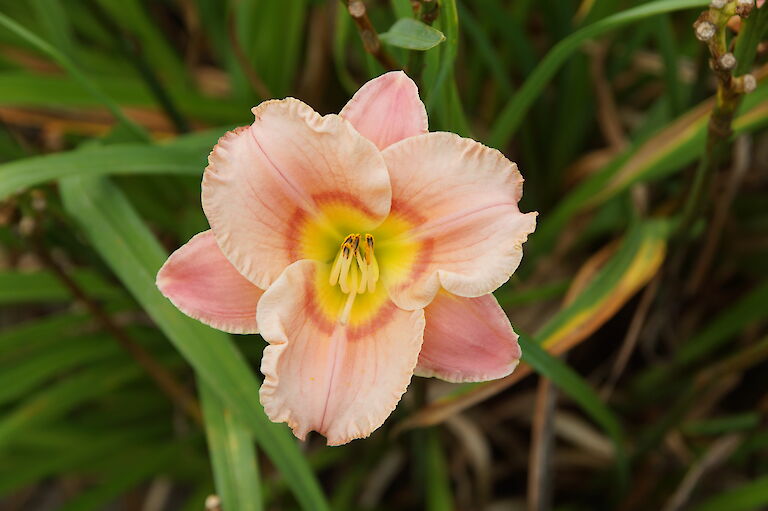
364,234,374,264
330,232,380,320
338,245,354,293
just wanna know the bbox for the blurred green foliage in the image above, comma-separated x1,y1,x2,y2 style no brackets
0,0,767,510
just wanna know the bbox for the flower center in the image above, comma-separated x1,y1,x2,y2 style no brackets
328,233,379,324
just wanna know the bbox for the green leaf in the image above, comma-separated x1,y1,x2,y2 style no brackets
676,279,768,366
0,333,117,406
30,0,74,56
332,3,359,96
0,269,120,304
535,220,669,347
456,1,513,95
423,430,453,511
487,0,710,148
59,175,328,511
633,279,768,395
682,413,761,436
58,445,180,511
234,0,308,97
380,18,445,50
0,130,221,201
0,71,248,125
0,11,149,142
92,0,189,91
655,15,683,116
533,83,768,254
690,475,768,511
398,220,667,442
0,363,139,450
425,0,470,136
200,381,263,511
0,313,87,361
734,0,768,75
0,428,170,495
518,336,629,487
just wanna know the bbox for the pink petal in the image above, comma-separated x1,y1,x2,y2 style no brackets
381,132,538,310
156,230,263,334
202,99,392,290
257,260,425,445
416,292,521,383
339,71,428,150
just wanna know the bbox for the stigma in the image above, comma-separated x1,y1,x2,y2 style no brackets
328,233,380,324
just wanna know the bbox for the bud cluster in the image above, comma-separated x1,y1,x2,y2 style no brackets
693,0,759,94
736,0,754,17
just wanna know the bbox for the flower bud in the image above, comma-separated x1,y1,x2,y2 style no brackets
695,20,717,41
710,0,728,7
742,74,757,93
205,495,222,511
736,0,754,16
719,52,737,70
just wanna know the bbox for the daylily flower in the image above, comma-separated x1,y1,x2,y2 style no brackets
157,71,537,445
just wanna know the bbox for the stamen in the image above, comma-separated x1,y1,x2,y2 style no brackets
364,235,376,260
338,241,354,293
355,250,368,293
329,251,343,286
329,232,380,321
349,264,358,295
340,264,360,324
339,286,357,325
366,257,378,293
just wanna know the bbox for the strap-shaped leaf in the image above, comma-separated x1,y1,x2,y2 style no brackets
200,381,263,511
518,336,628,485
488,0,710,148
59,175,328,511
397,220,668,459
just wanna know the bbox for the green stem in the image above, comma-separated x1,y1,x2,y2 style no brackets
342,0,400,71
407,0,439,89
678,2,750,232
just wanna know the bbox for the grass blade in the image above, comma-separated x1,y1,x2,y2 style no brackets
0,269,119,304
426,0,470,135
534,84,768,252
487,0,709,149
397,220,668,432
0,130,222,201
59,175,328,510
0,11,149,141
423,429,453,511
690,475,768,511
734,1,768,75
200,380,263,511
518,335,628,485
